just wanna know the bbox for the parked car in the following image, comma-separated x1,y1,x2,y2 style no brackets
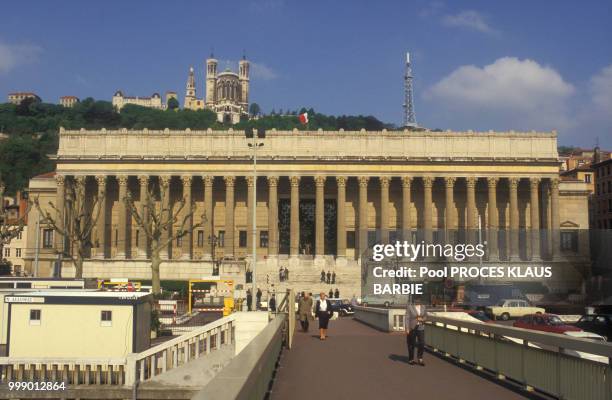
486,299,545,321
513,314,582,334
329,298,354,316
466,310,495,323
574,314,611,341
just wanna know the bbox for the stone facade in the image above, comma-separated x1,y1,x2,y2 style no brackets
59,96,79,108
24,128,591,296
112,91,166,111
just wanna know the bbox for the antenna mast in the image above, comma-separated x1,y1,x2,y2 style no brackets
403,52,417,128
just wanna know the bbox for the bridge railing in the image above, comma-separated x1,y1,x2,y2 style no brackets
125,314,235,386
427,315,612,400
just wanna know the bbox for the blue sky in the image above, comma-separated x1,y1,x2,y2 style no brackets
1,0,611,146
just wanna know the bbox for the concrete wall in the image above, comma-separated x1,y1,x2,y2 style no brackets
232,311,269,355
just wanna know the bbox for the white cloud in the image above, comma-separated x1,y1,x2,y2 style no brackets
0,39,41,74
441,10,496,34
250,62,278,80
425,57,574,131
589,64,612,115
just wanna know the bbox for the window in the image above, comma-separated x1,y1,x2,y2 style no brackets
176,236,182,247
218,231,225,247
561,231,578,252
239,230,247,248
29,309,41,325
17,231,22,240
346,231,356,249
197,230,204,247
101,310,112,326
584,174,591,183
135,230,139,247
3,248,9,258
609,199,612,212
15,248,21,258
43,229,54,248
115,229,118,246
260,231,269,248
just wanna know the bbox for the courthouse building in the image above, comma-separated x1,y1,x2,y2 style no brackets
24,128,590,295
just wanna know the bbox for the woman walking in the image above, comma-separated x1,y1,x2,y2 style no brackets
315,292,333,340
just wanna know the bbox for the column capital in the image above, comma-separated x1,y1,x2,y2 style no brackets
380,176,390,188
466,176,477,188
224,176,235,187
401,175,412,187
246,175,255,186
138,175,149,186
290,176,300,187
358,176,369,188
315,175,326,187
268,176,279,186
159,175,171,187
530,177,541,188
117,175,128,186
550,177,559,190
444,176,456,188
56,174,66,186
487,177,499,188
181,175,192,187
509,177,519,189
95,175,106,188
336,176,347,187
203,175,214,187
423,176,433,188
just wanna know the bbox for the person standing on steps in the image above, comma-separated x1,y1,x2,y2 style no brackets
246,289,252,311
315,292,333,340
334,288,340,298
331,271,336,284
326,271,331,284
320,269,326,283
297,292,313,332
284,266,289,281
405,296,428,366
256,288,262,310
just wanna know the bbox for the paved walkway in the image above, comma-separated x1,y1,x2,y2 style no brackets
271,318,534,400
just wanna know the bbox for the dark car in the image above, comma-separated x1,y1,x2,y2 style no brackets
329,298,354,316
574,314,611,341
466,310,495,323
513,314,582,334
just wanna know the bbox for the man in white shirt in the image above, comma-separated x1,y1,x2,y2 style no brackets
405,296,428,366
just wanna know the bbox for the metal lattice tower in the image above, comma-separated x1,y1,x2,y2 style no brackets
403,52,417,128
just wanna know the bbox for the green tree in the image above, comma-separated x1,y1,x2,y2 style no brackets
167,97,180,110
248,103,261,116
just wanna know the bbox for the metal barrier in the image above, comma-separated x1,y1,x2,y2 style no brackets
354,306,405,332
125,315,235,386
426,315,612,400
193,314,287,400
276,289,295,349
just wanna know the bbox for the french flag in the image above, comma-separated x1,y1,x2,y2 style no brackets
298,112,309,125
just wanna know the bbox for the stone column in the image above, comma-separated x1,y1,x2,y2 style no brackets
336,177,347,258
267,176,279,257
315,176,326,257
487,177,499,261
247,176,255,254
380,177,390,243
509,177,519,260
401,176,412,241
550,178,560,259
137,175,148,259
530,178,541,260
74,175,86,258
160,175,171,259
290,176,300,257
444,177,456,231
466,177,477,249
117,175,128,259
95,175,106,259
224,176,235,257
358,176,369,258
181,175,192,260
55,175,66,253
423,177,433,243
203,176,214,259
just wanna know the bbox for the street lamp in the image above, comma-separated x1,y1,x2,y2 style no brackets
246,128,265,311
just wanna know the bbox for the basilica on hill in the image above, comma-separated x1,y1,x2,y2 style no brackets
183,54,250,124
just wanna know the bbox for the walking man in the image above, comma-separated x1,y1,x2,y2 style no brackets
297,292,313,332
405,296,428,366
